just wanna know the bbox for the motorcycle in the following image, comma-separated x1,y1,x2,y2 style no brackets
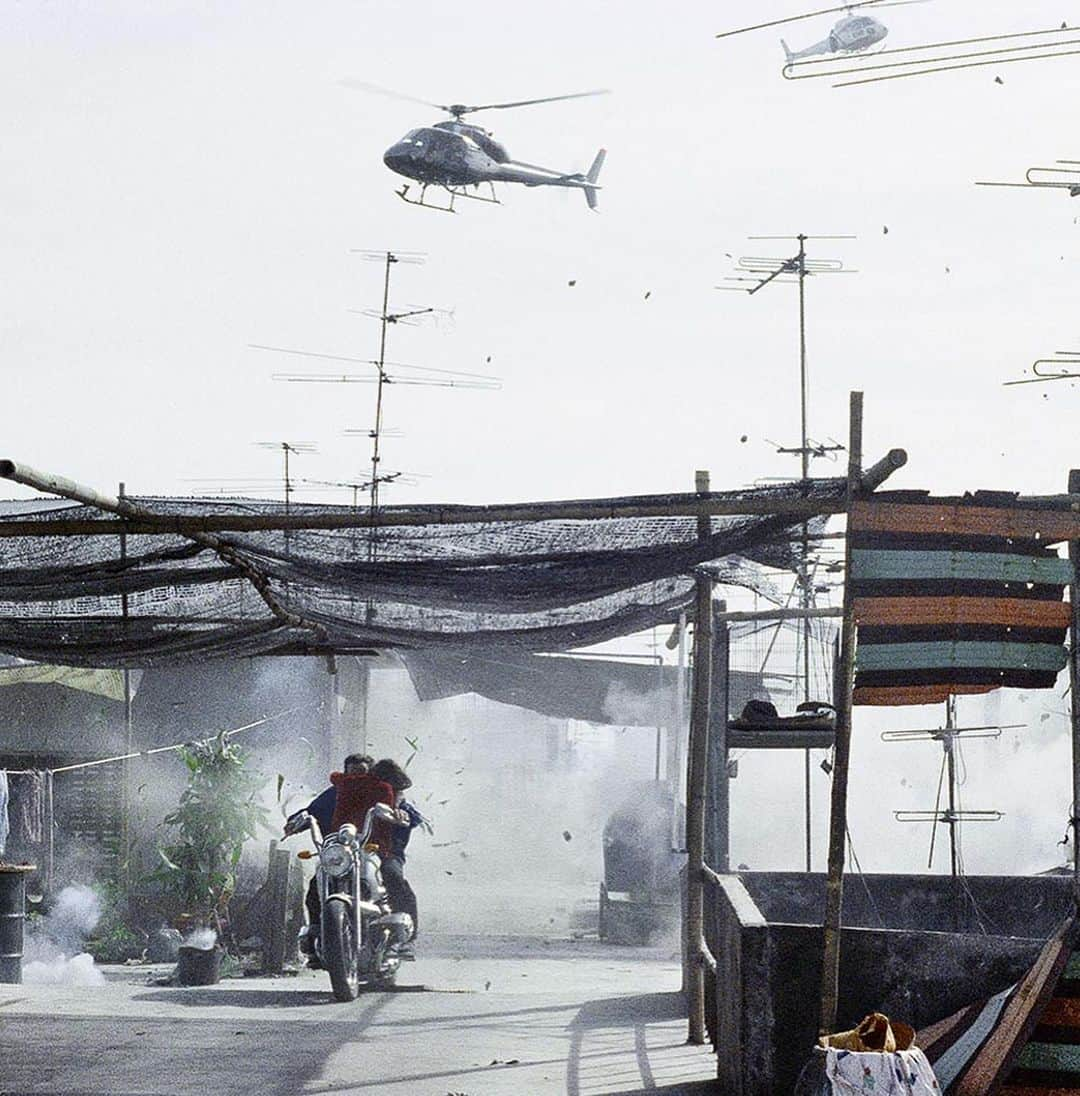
284,802,413,1001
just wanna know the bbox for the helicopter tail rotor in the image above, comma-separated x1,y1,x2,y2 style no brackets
584,148,606,211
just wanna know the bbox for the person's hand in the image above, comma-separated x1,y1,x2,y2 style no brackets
394,808,411,826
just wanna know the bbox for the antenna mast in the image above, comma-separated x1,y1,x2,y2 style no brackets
721,233,855,872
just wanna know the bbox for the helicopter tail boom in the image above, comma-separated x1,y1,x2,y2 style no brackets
584,148,606,211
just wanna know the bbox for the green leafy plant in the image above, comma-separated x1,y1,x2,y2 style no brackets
153,734,269,930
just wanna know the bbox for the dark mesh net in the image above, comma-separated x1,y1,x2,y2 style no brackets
0,479,843,666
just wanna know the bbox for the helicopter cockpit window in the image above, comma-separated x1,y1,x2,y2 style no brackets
403,129,426,147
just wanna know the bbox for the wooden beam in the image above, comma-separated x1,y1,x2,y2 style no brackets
714,606,842,623
706,599,730,874
0,451,911,538
819,391,864,1036
686,569,714,1046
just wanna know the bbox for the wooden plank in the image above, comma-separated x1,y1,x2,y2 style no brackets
851,549,1073,585
955,921,1074,1096
854,596,1072,629
850,499,1080,543
856,640,1068,674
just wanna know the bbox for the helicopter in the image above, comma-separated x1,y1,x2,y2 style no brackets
717,0,927,64
344,82,609,213
782,10,888,61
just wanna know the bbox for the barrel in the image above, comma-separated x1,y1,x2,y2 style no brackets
0,865,36,984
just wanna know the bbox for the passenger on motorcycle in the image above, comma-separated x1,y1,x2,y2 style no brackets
286,752,396,964
369,758,427,957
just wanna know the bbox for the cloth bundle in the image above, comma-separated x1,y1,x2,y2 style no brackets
824,1047,939,1095
819,1014,940,1095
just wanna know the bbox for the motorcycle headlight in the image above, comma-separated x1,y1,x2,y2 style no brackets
319,843,352,878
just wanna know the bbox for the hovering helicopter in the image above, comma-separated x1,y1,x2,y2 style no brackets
782,10,888,61
344,82,609,213
717,0,926,64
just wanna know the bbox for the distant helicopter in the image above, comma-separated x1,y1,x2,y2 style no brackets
717,0,926,64
782,10,888,61
344,82,609,213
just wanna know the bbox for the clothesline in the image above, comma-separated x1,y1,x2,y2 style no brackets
2,702,322,776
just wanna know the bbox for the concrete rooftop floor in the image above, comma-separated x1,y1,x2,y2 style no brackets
0,935,719,1096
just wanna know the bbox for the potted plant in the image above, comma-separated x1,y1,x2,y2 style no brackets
153,732,268,984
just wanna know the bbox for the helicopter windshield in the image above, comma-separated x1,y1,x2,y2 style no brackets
401,128,427,146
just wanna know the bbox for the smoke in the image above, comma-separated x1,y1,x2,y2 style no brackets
601,681,670,727
23,883,104,986
181,927,217,950
360,666,669,937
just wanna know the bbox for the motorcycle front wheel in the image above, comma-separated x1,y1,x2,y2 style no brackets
323,897,360,1002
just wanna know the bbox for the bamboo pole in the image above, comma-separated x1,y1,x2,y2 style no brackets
818,391,864,1036
686,569,714,1045
1069,468,1080,907
0,452,909,536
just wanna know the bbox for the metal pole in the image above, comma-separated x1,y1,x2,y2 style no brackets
945,698,958,881
686,570,714,1045
1068,468,1080,908
369,251,395,555
119,482,133,889
818,390,864,1036
797,234,814,874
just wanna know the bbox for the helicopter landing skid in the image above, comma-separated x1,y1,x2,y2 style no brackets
395,182,500,213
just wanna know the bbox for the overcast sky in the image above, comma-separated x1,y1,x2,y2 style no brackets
5,0,1080,508
6,1,1080,873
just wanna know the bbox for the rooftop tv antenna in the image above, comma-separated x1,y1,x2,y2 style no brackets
251,249,499,559
782,23,1080,88
1004,350,1080,387
977,160,1080,198
883,697,1012,884
720,233,856,872
253,441,318,512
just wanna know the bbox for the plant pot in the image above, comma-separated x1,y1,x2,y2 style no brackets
177,945,222,986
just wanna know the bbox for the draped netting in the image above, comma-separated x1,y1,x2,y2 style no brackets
0,479,844,666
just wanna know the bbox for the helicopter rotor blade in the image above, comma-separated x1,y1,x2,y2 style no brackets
716,0,891,39
338,80,452,113
457,89,611,114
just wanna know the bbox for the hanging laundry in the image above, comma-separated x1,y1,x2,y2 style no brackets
8,771,45,846
0,771,8,858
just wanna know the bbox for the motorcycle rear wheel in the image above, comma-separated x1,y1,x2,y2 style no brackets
323,897,360,1002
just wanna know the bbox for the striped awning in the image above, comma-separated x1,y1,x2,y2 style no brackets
850,494,1075,706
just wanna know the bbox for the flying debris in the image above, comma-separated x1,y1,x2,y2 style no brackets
343,81,609,213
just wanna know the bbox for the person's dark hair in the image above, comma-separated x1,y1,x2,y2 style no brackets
371,758,412,791
344,753,374,773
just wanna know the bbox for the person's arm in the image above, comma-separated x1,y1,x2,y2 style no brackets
397,800,431,832
286,786,336,834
